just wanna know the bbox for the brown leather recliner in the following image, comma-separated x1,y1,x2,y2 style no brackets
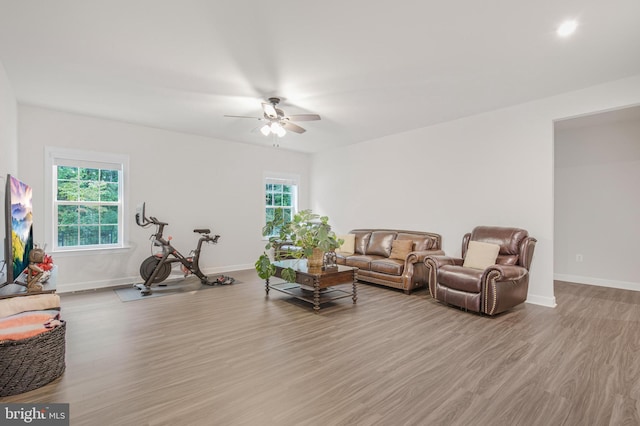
424,226,536,315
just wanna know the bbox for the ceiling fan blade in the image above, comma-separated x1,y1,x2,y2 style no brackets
283,122,306,134
262,102,278,119
224,115,262,120
287,114,321,122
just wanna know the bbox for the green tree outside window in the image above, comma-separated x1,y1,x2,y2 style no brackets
56,165,121,247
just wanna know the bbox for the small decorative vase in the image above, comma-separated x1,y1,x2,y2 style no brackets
307,247,325,268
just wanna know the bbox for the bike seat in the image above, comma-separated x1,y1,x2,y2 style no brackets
193,228,210,234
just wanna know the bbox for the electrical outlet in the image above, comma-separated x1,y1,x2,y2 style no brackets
576,254,583,262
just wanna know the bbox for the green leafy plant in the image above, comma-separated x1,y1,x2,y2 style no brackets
254,253,276,280
255,209,343,282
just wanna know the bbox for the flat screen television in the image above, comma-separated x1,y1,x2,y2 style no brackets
4,174,34,284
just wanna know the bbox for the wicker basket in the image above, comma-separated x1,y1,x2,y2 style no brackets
0,321,66,397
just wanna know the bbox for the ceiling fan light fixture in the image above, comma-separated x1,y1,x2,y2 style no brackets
225,96,319,137
270,122,286,137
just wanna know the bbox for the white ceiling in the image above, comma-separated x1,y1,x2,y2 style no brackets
1,1,639,153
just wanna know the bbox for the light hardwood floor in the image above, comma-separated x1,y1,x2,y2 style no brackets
1,270,639,426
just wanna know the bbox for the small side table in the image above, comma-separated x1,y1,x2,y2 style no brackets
0,266,57,299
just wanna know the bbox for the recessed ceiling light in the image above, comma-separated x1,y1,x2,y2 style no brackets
557,19,578,37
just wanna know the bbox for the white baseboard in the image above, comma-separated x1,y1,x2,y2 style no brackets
57,263,254,293
525,294,557,308
554,273,640,292
58,276,139,293
201,263,254,276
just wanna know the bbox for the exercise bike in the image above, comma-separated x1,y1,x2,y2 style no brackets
135,203,234,296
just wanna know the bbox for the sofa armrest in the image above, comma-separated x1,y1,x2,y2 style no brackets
399,250,445,293
424,255,463,269
406,249,445,264
481,265,530,315
424,255,463,298
483,264,528,281
272,241,302,260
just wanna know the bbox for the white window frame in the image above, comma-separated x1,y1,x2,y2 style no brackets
263,172,299,238
45,147,130,253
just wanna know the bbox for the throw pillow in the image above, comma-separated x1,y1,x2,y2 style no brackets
463,241,500,270
389,239,413,260
336,234,356,255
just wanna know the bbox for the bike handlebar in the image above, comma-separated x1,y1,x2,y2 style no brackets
135,212,147,227
136,213,166,227
149,216,168,226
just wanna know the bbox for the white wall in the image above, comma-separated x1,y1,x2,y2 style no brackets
311,74,640,308
0,61,18,280
555,117,640,290
17,105,311,292
11,73,640,301
0,62,17,177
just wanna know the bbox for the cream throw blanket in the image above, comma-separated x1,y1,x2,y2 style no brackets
0,294,61,318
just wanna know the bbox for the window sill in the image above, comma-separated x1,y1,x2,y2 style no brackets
50,246,132,257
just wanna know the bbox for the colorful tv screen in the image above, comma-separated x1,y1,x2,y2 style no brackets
5,174,34,283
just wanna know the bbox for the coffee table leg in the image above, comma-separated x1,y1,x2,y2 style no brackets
314,282,320,312
352,279,357,304
265,278,270,295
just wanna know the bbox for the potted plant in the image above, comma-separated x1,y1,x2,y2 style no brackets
255,209,343,282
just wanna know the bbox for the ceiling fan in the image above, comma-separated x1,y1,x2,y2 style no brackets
224,97,321,137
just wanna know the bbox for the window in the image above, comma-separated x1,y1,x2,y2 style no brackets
264,175,298,237
46,148,128,251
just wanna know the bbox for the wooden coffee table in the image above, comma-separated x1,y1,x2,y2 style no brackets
265,259,357,311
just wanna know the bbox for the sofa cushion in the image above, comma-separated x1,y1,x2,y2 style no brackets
396,233,433,251
345,255,384,271
389,239,413,260
463,241,500,270
352,231,372,255
345,255,372,270
439,265,484,293
366,231,396,257
370,259,404,276
336,234,356,255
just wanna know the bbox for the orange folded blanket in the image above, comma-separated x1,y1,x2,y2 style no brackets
0,310,61,342
0,294,60,318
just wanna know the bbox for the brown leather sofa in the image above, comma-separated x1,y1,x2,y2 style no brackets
424,226,536,315
335,229,444,294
